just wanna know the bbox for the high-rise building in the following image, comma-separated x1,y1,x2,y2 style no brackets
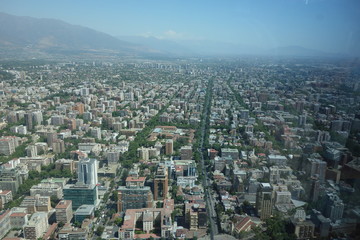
10,212,28,229
185,203,207,231
25,111,43,131
7,112,18,123
310,209,331,238
23,212,49,240
66,118,77,130
154,166,168,201
240,109,249,120
298,114,307,127
306,158,327,183
55,200,73,223
63,183,98,210
25,112,33,131
0,136,19,155
256,183,273,220
90,127,101,140
165,139,173,155
137,147,149,161
309,176,321,203
46,132,58,148
290,209,315,239
0,210,11,239
77,158,98,185
107,152,119,164
295,100,305,112
316,130,331,142
324,193,344,222
33,111,43,125
180,145,193,160
0,168,23,193
55,159,76,173
0,190,13,208
117,176,153,212
26,145,38,157
80,88,89,96
51,115,64,126
52,140,65,154
83,112,93,121
331,120,343,132
73,103,85,114
54,96,61,104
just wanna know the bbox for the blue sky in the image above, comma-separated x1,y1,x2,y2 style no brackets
1,0,359,54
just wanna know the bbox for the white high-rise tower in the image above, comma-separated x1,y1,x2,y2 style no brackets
77,158,98,185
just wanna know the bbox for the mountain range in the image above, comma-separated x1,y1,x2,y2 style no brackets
0,12,346,59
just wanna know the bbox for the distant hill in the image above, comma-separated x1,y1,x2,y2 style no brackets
266,46,344,57
0,12,347,59
117,36,265,56
0,12,158,58
117,36,194,56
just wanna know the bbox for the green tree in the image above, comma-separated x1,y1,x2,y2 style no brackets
50,195,60,208
95,226,105,236
114,217,123,227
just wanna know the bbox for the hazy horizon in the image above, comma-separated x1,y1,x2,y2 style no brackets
0,0,359,56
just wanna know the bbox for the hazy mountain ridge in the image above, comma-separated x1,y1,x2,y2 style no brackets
266,46,344,57
0,12,159,57
0,12,349,59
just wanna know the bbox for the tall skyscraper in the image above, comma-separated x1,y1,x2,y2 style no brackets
24,113,33,130
154,166,168,200
77,158,98,185
324,193,344,222
165,139,173,155
32,111,43,126
256,183,273,220
25,111,43,130
298,114,307,128
306,158,327,183
47,132,58,148
309,177,320,203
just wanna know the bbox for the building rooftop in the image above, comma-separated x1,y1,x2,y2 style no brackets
63,183,95,189
74,205,95,215
260,182,271,188
10,212,27,217
27,212,47,225
222,148,239,152
0,210,11,222
0,190,12,195
126,176,146,182
55,200,72,209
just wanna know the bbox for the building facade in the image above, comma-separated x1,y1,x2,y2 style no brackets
117,176,153,212
77,158,98,185
256,183,273,220
154,166,168,201
63,183,98,210
23,212,49,240
55,200,73,223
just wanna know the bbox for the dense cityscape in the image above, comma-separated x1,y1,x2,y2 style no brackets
0,56,358,240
